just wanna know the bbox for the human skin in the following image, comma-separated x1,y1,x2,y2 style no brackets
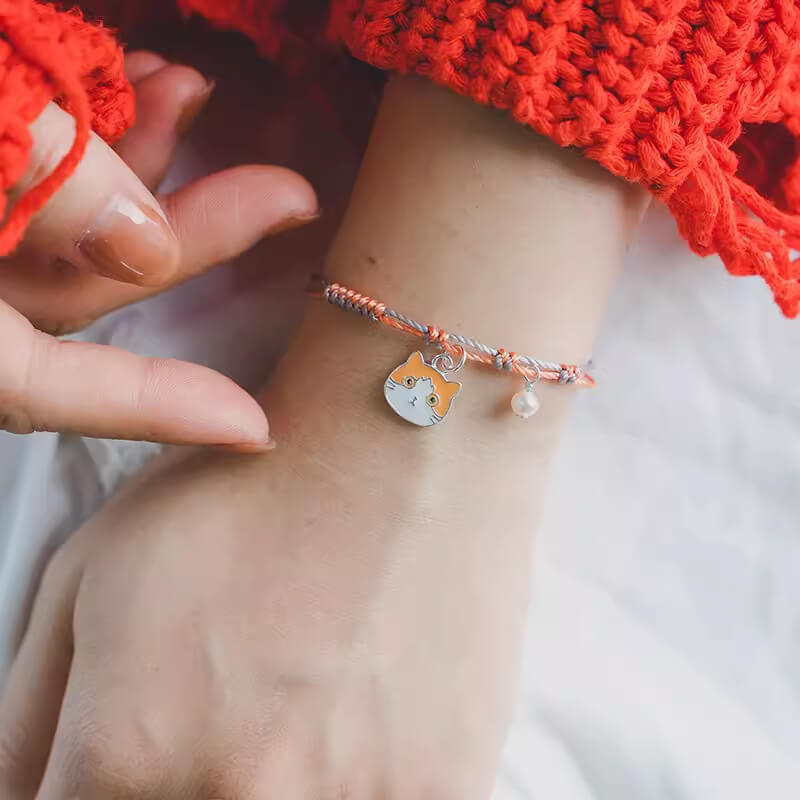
0,75,649,799
0,51,317,448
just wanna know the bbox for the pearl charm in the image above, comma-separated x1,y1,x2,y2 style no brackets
511,386,540,418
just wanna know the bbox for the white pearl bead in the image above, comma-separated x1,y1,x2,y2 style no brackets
511,388,540,418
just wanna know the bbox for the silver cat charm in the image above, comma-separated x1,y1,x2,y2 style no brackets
383,351,461,427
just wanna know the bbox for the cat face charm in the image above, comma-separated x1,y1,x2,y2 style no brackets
384,351,461,427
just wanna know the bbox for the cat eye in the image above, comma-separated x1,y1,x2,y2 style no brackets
403,376,417,388
426,393,439,407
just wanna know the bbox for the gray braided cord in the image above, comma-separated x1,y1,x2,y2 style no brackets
322,283,584,384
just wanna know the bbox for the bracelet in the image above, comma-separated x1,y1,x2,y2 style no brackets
309,277,594,427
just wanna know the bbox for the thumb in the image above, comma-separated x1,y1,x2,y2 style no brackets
12,102,180,287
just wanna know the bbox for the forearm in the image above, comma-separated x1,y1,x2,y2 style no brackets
125,75,648,561
260,76,648,523
327,75,647,365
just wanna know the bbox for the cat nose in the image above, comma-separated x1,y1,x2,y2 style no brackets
409,396,418,406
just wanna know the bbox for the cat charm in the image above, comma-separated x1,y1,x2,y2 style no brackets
384,351,461,427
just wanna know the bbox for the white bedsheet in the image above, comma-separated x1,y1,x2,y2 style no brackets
1,205,799,798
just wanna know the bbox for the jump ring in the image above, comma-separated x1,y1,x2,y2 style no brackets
525,363,541,387
431,345,467,374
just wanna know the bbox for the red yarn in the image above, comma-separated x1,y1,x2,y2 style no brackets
0,0,133,255
6,1,800,316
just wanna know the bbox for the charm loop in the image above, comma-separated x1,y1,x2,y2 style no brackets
524,363,541,388
431,345,467,375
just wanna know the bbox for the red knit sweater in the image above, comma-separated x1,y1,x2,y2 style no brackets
5,0,800,316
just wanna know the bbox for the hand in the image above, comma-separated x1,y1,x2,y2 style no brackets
0,52,318,448
0,66,645,800
0,341,530,800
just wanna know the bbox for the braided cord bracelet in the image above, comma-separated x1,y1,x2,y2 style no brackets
309,277,593,427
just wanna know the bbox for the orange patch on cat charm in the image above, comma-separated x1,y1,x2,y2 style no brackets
384,350,464,427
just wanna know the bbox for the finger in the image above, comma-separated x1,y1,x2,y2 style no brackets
124,50,168,83
0,552,80,799
0,302,270,447
14,102,180,287
1,165,318,334
115,63,214,189
161,164,318,277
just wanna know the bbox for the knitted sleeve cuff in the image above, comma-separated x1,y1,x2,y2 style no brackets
8,1,800,317
0,0,134,255
329,0,800,318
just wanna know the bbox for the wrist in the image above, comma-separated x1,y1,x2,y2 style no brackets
269,75,647,460
259,302,565,541
326,76,649,362
259,75,647,533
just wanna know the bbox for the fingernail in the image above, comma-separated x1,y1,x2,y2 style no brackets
78,194,179,286
218,437,277,454
268,211,321,237
176,79,216,137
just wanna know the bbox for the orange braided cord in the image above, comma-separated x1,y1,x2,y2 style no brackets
313,279,594,387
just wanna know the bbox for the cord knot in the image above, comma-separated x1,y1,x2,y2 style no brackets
494,349,519,371
425,325,448,347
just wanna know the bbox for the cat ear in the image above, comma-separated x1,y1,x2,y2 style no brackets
407,351,426,369
440,379,461,402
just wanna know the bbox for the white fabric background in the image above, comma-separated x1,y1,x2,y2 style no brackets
1,204,799,798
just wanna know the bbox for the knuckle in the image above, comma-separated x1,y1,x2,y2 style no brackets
0,327,49,434
72,739,118,792
203,754,265,800
72,733,163,797
35,315,93,337
0,409,36,435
